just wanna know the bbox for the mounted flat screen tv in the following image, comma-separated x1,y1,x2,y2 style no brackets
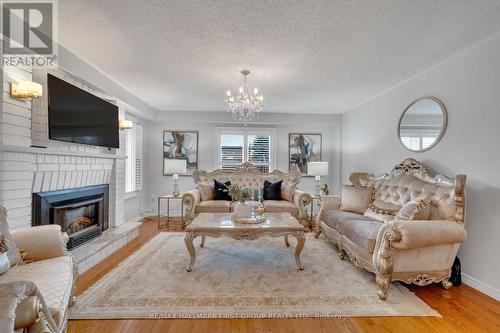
48,74,119,148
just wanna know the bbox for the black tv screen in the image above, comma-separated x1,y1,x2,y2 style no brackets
48,74,119,148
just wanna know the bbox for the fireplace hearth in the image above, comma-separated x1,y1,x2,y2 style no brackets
33,185,109,250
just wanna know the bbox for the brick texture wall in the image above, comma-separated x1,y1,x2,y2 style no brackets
0,64,126,230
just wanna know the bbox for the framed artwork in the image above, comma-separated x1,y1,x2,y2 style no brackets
288,133,322,175
163,130,198,175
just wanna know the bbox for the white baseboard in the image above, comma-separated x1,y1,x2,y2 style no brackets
462,273,500,301
126,214,146,224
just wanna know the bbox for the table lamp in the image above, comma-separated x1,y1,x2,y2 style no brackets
164,159,187,197
308,161,329,196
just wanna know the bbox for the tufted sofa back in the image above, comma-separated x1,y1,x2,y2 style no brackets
192,162,302,194
351,159,466,223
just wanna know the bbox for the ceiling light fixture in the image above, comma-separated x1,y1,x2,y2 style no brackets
225,70,264,122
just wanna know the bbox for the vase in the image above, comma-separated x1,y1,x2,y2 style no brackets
234,201,252,219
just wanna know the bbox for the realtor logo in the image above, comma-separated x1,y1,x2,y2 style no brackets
1,1,57,67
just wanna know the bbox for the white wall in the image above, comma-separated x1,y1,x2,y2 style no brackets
142,112,342,213
342,32,500,299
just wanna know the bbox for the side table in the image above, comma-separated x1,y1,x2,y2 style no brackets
308,194,335,231
158,194,184,228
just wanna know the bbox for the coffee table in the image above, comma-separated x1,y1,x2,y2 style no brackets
184,212,306,272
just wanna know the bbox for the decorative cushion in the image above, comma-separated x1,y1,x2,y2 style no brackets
363,207,396,222
262,200,299,217
263,180,282,201
198,182,214,201
395,196,434,221
321,210,375,230
336,219,383,254
339,185,374,214
0,207,22,266
0,253,9,275
280,183,295,203
213,180,231,201
195,200,231,213
0,256,73,326
368,200,402,216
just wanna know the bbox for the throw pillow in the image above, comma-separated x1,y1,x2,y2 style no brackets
339,185,374,214
213,180,231,201
368,200,402,216
198,182,214,201
281,183,296,202
364,207,396,222
395,196,434,221
263,180,282,201
0,207,22,266
0,235,9,275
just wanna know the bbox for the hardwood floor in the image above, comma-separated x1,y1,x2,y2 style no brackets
68,218,500,333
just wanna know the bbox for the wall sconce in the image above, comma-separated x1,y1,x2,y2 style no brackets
11,80,43,99
119,120,133,130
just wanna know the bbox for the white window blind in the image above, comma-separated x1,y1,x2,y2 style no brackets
135,123,143,191
125,118,143,193
218,128,274,172
248,134,271,173
220,134,244,172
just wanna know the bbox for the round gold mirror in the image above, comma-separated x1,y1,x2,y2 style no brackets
398,97,447,152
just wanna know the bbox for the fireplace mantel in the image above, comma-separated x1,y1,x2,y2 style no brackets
0,144,127,159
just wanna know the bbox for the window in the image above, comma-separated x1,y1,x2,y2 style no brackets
217,128,275,172
125,118,143,193
400,128,440,151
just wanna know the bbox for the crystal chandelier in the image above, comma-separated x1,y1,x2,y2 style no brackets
225,70,264,121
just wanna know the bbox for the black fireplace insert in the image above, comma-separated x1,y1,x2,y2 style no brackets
32,185,109,250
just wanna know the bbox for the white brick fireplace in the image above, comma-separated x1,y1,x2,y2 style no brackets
1,63,139,272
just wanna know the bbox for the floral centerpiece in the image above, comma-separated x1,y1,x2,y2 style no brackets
227,184,252,202
227,184,254,219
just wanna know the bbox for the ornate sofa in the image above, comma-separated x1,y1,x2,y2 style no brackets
0,207,76,333
315,159,467,300
183,163,312,227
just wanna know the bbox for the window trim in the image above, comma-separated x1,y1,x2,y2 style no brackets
216,127,276,172
125,115,143,194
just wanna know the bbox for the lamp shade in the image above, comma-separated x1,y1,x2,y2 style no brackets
164,159,187,175
308,161,329,176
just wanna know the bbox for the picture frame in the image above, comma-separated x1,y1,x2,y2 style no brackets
163,130,199,176
288,133,322,175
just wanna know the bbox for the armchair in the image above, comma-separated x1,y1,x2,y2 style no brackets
0,207,76,333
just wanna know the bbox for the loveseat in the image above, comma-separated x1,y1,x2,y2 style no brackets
315,159,467,300
183,163,312,227
0,207,76,333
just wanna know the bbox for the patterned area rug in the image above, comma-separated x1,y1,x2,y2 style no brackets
70,232,439,319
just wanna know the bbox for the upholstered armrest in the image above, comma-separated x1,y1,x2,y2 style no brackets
182,190,201,223
0,281,57,333
319,195,341,211
389,220,467,250
315,196,341,234
11,225,67,261
293,190,312,223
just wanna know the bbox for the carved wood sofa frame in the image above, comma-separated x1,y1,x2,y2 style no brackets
182,162,312,227
315,158,466,300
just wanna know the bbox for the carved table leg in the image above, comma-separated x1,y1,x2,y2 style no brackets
294,232,305,271
284,235,290,247
184,232,196,272
200,235,206,248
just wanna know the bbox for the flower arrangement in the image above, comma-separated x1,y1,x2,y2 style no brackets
227,184,252,202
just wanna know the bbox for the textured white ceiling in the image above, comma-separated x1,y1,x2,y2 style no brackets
58,0,500,114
